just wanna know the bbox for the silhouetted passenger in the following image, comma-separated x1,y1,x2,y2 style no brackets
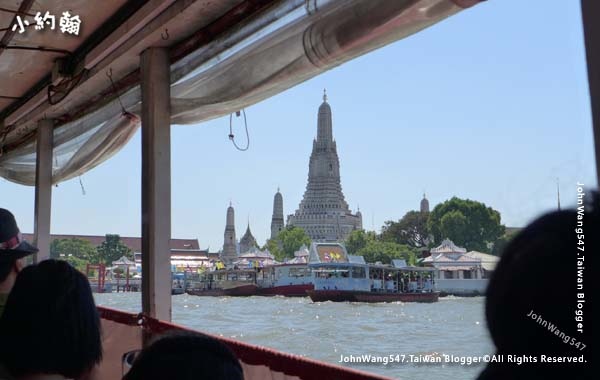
0,260,102,380
0,208,38,318
478,194,596,379
122,331,244,380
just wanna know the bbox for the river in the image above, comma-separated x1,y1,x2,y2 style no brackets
95,293,494,380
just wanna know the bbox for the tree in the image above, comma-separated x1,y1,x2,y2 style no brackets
96,234,133,265
358,240,418,266
380,211,430,248
344,230,418,265
427,197,505,252
50,238,98,270
345,229,378,255
263,238,283,261
491,228,520,256
265,226,311,262
61,255,88,272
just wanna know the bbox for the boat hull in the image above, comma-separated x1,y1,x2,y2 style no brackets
307,290,439,303
258,284,314,297
187,284,258,297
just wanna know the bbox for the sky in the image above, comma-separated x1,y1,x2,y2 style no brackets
1,0,597,251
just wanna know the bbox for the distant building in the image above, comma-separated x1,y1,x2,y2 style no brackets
21,233,215,271
287,91,362,241
420,193,430,213
422,238,499,296
22,233,200,252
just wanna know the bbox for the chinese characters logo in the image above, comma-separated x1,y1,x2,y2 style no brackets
12,11,81,35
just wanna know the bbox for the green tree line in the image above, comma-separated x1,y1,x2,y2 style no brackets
379,197,512,256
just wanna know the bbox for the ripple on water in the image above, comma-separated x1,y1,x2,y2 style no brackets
95,294,493,380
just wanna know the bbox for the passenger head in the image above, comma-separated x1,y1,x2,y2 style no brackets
0,259,102,378
480,193,596,378
123,332,244,380
0,208,38,295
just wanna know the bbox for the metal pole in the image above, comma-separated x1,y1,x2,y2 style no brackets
140,47,171,322
33,119,53,262
581,0,600,183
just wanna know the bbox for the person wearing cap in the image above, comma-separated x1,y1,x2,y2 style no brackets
0,208,38,318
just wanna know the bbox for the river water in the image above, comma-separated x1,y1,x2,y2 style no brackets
95,293,494,380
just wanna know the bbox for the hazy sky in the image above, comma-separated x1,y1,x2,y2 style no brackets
1,0,597,251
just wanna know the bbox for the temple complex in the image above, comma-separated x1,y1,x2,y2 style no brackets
287,91,362,241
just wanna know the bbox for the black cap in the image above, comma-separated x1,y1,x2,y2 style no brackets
0,208,38,262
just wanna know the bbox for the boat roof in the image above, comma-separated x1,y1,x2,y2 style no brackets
368,264,435,272
211,269,257,274
309,261,366,268
347,255,366,264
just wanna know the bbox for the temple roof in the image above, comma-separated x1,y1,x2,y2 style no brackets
240,224,256,244
466,251,500,271
423,253,479,263
242,224,251,235
430,238,467,254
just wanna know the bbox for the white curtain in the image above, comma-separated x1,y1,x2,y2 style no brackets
0,0,474,186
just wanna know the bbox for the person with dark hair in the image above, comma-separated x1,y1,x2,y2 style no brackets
478,193,596,379
123,332,244,380
0,208,38,318
0,259,102,380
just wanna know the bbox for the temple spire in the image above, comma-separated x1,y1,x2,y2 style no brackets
317,90,333,143
288,91,362,242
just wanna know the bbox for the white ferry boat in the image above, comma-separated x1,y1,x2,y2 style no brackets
257,263,314,296
306,243,439,303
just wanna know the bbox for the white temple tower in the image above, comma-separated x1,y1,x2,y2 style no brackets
287,90,362,241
